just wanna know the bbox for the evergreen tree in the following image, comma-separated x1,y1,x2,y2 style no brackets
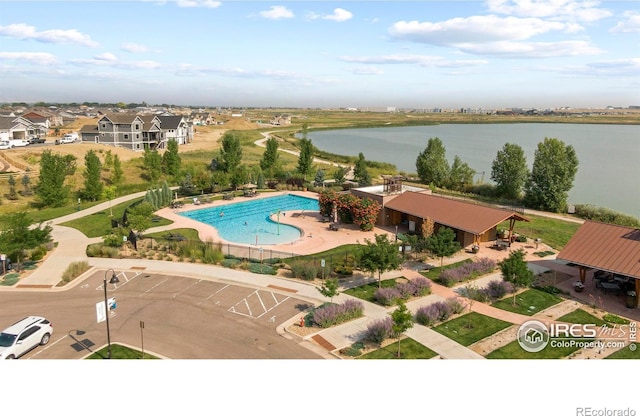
314,169,325,187
260,136,280,177
415,137,449,187
524,137,579,213
219,133,243,173
36,150,76,207
353,153,372,186
297,136,314,180
447,155,475,191
162,139,181,176
82,149,103,201
103,150,114,171
162,181,172,205
21,174,32,196
7,174,18,200
491,143,528,200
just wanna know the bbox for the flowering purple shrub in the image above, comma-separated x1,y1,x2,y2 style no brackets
374,287,402,306
485,280,511,300
439,258,497,287
415,304,440,326
446,297,465,314
433,301,452,321
312,299,364,328
410,277,432,296
396,282,416,299
364,317,393,345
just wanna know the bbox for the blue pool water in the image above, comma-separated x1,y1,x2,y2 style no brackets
180,194,319,245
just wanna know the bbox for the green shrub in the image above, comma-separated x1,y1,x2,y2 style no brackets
247,263,277,275
302,264,319,281
603,314,630,325
86,243,120,258
289,261,306,279
221,258,241,268
29,245,48,261
1,273,20,286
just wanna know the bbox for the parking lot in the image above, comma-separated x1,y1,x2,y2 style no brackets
0,270,319,359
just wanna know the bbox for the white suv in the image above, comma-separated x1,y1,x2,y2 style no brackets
0,316,53,359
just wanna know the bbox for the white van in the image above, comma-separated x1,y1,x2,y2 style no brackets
56,133,78,145
6,139,29,148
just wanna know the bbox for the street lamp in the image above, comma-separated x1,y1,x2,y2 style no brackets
104,269,120,359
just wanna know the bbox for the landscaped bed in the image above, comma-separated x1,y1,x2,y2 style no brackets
432,312,513,346
491,288,563,316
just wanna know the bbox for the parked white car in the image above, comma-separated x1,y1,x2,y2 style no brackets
4,139,29,148
0,316,53,359
56,133,78,145
0,141,10,150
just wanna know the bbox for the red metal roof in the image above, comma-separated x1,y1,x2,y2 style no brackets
557,221,640,278
384,191,528,235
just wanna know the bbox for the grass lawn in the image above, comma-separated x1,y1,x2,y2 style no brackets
358,337,438,359
85,343,159,359
498,214,581,251
419,259,473,283
605,343,640,359
491,288,563,316
557,308,607,326
432,312,513,346
144,227,201,242
60,197,151,237
486,337,585,359
342,279,397,303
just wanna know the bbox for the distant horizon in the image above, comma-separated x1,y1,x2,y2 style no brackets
1,1,638,108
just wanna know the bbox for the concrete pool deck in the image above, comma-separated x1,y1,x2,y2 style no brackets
156,190,398,255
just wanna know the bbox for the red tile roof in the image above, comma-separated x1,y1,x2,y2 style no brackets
384,191,528,235
557,221,640,278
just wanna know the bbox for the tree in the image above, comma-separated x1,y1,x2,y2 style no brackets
103,150,114,171
317,278,340,303
359,234,403,287
101,185,117,217
391,300,414,358
332,166,349,186
143,146,162,183
219,133,243,173
353,153,372,186
111,154,123,184
500,249,534,305
491,143,529,200
425,227,461,267
313,169,325,187
0,212,52,261
297,137,314,180
36,150,77,207
162,139,181,176
126,201,155,235
447,155,475,191
415,137,449,187
524,137,579,213
260,136,280,177
82,149,103,201
7,174,18,200
21,174,32,196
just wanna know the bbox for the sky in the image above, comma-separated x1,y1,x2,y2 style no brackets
0,0,638,109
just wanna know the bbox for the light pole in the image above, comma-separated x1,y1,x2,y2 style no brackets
104,269,120,359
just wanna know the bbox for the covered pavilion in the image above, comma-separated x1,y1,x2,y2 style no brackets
557,221,640,307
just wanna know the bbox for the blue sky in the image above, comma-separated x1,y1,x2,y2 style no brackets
0,0,638,108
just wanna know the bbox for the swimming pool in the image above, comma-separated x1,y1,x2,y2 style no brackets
179,194,319,245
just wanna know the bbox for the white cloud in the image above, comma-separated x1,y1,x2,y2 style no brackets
0,51,57,65
610,11,640,33
95,52,118,62
388,15,602,58
71,53,162,70
310,8,353,22
176,0,221,8
545,58,640,76
349,67,384,75
389,16,574,44
485,0,612,22
459,40,602,57
340,54,488,68
121,42,149,53
0,23,99,47
259,6,294,20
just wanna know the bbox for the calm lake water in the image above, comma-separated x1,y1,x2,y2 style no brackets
305,123,640,218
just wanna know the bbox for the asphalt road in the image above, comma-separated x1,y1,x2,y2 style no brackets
0,270,319,359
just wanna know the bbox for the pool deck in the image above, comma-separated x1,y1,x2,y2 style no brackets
155,191,397,255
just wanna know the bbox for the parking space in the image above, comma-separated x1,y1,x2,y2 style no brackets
3,269,317,359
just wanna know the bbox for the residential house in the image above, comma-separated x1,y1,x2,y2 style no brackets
0,116,40,141
270,114,291,125
157,115,193,145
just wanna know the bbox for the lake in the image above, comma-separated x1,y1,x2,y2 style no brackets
304,123,640,218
